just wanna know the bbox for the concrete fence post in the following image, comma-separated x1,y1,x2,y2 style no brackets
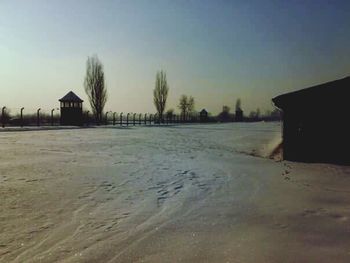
20,107,24,128
2,106,6,128
37,108,41,127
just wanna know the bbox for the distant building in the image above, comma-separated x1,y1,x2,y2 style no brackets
272,76,350,164
199,109,209,122
59,91,84,126
235,109,243,122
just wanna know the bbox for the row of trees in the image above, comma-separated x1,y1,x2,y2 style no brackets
76,55,279,124
84,57,196,124
153,70,197,122
217,105,280,122
2,55,279,126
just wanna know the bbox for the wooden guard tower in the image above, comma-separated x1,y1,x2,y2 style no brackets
59,91,84,126
199,109,208,122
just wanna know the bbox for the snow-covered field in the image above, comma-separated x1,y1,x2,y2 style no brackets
1,123,350,263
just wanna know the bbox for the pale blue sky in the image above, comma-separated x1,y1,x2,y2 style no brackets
1,0,350,115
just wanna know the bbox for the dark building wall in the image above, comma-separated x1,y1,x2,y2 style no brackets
282,106,349,164
200,114,208,122
273,76,350,165
60,107,83,126
199,110,208,122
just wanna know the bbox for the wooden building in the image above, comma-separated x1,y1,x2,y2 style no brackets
272,76,350,164
199,109,208,122
59,91,84,126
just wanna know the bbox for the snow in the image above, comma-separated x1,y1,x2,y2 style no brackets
0,123,350,262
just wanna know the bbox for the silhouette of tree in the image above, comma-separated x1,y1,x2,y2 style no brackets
84,55,107,125
165,109,174,121
248,108,262,121
166,108,174,117
235,98,244,121
178,95,195,121
223,105,230,113
235,98,242,111
187,96,195,117
178,95,188,120
153,70,169,121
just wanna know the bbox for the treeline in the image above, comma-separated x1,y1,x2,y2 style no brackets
1,55,281,127
215,103,281,123
152,69,280,123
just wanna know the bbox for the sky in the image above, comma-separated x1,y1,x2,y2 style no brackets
1,0,350,115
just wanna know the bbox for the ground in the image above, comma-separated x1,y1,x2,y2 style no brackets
0,123,350,263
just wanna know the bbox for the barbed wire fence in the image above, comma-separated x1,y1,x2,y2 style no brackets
0,106,201,128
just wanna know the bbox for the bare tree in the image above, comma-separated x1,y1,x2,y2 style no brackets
84,55,107,124
235,98,242,111
178,95,188,120
178,95,195,120
153,70,169,121
235,98,244,122
187,96,195,118
223,105,230,113
166,108,174,118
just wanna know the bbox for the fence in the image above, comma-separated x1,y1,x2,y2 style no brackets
0,106,201,128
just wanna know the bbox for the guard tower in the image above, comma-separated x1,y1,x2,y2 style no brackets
59,91,84,126
199,109,208,122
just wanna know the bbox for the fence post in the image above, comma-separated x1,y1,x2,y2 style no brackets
144,113,147,125
51,108,54,126
51,108,58,126
139,113,142,125
120,112,123,126
126,113,130,126
113,112,116,126
37,108,41,127
2,106,6,128
20,107,24,128
133,113,136,126
150,114,153,125
105,111,110,125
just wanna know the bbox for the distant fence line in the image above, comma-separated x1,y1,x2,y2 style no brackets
1,106,280,128
0,106,203,128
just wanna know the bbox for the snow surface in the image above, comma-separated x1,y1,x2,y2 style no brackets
1,123,350,263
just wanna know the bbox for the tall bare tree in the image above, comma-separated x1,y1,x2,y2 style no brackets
235,98,242,111
178,95,195,120
84,55,107,124
187,96,195,115
153,70,169,121
178,94,188,119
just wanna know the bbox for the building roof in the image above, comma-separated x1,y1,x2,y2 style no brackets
59,91,84,102
200,109,208,113
272,76,350,110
